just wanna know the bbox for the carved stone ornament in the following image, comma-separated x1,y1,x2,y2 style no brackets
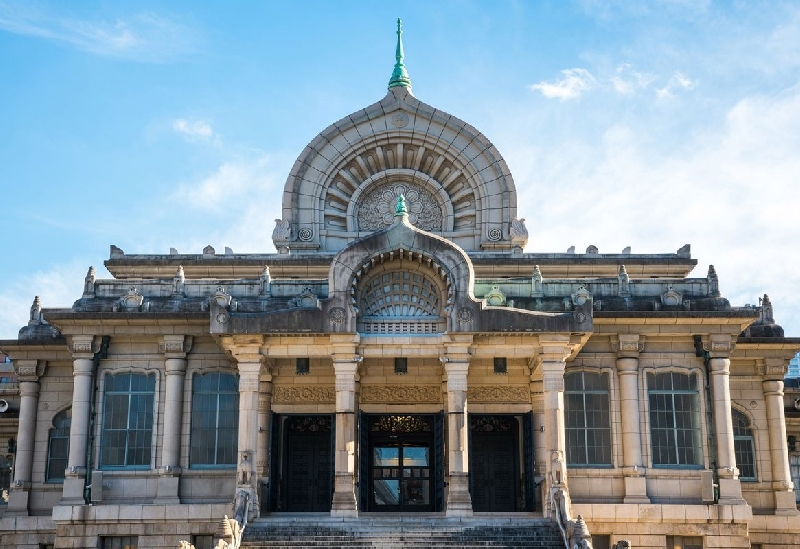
70,338,95,355
290,287,319,308
509,218,528,243
573,310,587,323
544,377,565,392
120,287,144,310
14,360,45,379
457,307,474,323
610,335,645,355
487,226,502,242
467,385,530,402
273,386,335,403
484,285,507,307
160,335,193,355
661,285,682,306
357,182,442,232
391,112,409,128
329,307,347,324
572,285,592,306
272,219,291,242
212,287,232,308
361,385,442,403
298,227,314,241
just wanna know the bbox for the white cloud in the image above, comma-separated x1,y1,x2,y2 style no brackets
170,152,281,213
0,4,197,62
611,64,656,95
656,71,696,98
530,68,597,100
172,118,215,141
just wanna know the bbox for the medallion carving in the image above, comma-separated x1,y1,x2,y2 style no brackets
357,182,442,231
361,385,441,403
468,385,530,402
273,386,335,403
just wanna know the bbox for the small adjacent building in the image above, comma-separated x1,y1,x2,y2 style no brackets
2,24,800,549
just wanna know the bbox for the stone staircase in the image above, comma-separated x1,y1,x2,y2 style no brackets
241,516,565,548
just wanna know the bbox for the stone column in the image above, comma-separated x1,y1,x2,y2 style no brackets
761,356,798,515
443,350,472,517
331,334,361,518
256,367,273,515
612,335,649,504
61,335,96,505
539,336,573,516
704,335,745,505
221,335,265,518
155,335,192,504
6,360,44,515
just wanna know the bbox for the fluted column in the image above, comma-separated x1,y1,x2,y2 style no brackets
155,335,191,504
539,336,572,516
443,348,472,517
6,360,44,515
61,335,96,505
331,334,361,518
612,335,649,503
761,356,799,515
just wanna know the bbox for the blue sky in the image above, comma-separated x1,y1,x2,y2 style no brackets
1,1,799,340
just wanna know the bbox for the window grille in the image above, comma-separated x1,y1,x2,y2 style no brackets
101,536,138,549
565,371,612,466
394,357,408,375
46,408,71,482
100,373,155,468
647,372,702,467
732,409,757,481
493,357,508,375
357,270,445,334
190,372,239,467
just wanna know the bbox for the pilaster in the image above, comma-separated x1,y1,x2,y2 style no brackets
442,335,472,517
330,334,361,518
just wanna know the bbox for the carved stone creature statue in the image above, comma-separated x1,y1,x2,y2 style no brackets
510,218,528,243
178,541,195,549
272,219,291,242
551,451,565,486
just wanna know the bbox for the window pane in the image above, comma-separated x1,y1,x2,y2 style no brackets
565,372,612,466
101,374,154,468
190,372,239,467
649,373,702,467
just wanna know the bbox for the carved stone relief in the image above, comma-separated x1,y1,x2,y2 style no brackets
360,385,442,403
273,386,335,403
467,385,530,402
357,182,442,231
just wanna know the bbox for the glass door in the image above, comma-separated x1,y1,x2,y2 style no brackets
371,443,431,511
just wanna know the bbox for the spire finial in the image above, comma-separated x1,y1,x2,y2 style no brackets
388,18,412,89
395,194,408,215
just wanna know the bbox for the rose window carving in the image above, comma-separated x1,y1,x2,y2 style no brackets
357,182,442,232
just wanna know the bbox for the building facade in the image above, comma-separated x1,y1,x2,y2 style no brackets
2,26,800,549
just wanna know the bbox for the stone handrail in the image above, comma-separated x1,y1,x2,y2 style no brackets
179,488,251,549
552,487,594,549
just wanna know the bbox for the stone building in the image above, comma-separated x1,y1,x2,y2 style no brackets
2,22,800,549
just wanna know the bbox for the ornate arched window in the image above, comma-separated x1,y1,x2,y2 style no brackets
356,264,447,334
732,408,757,481
46,408,71,482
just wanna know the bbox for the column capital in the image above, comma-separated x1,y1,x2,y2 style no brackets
615,356,639,375
160,334,193,358
702,334,735,358
610,334,645,358
18,379,41,397
13,359,46,381
763,379,784,396
537,335,574,363
758,358,789,380
68,335,98,358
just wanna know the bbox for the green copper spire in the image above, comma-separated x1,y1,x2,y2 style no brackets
388,18,412,89
395,194,408,215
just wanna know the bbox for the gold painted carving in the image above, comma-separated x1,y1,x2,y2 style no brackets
361,385,442,403
468,385,531,402
273,386,335,403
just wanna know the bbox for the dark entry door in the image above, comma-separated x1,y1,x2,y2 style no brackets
470,416,519,512
284,420,333,512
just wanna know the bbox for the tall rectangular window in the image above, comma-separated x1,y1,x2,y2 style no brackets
648,372,702,467
190,372,239,467
100,373,155,468
565,371,612,466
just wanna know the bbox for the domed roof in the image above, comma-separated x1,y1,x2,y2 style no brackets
273,21,525,254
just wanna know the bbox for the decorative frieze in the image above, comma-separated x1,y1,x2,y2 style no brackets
361,385,441,403
273,386,335,403
467,385,530,403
